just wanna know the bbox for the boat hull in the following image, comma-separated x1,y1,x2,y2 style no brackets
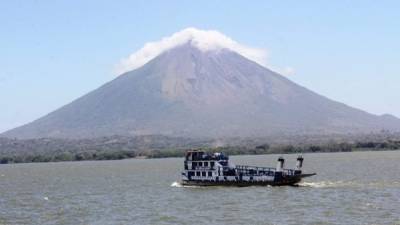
181,173,315,187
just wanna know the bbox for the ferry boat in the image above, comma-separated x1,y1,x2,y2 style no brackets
181,150,316,186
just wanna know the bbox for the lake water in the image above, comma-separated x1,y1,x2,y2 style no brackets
0,151,399,225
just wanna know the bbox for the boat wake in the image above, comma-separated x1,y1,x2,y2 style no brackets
170,181,183,188
298,181,355,188
299,180,400,188
170,181,205,188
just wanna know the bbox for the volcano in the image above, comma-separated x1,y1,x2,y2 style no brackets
2,30,400,139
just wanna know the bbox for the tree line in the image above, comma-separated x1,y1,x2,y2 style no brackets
1,136,399,164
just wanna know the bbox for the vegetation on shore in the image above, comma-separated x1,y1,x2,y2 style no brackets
1,135,400,164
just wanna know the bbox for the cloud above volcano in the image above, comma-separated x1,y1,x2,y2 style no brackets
115,27,268,75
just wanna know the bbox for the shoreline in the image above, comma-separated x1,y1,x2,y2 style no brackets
1,145,399,165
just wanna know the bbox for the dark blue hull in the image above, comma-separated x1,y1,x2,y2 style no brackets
181,173,316,187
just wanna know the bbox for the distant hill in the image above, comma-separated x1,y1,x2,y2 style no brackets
2,43,400,139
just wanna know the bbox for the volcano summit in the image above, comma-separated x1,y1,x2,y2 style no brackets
2,28,400,139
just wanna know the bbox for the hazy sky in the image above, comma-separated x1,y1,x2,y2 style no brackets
1,1,399,133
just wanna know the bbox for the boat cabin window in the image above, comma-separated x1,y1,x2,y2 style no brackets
210,162,214,168
196,171,200,176
188,171,194,176
204,162,208,167
208,172,212,177
202,171,206,177
192,162,197,167
199,162,203,167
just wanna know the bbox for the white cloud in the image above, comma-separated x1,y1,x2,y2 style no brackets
115,27,268,75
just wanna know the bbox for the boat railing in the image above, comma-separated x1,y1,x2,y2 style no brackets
283,169,297,176
190,155,228,161
235,165,297,176
193,166,215,170
235,165,275,176
186,151,229,161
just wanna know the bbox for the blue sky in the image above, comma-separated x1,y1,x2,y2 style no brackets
1,0,399,133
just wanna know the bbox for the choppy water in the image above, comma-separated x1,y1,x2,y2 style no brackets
1,151,399,225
